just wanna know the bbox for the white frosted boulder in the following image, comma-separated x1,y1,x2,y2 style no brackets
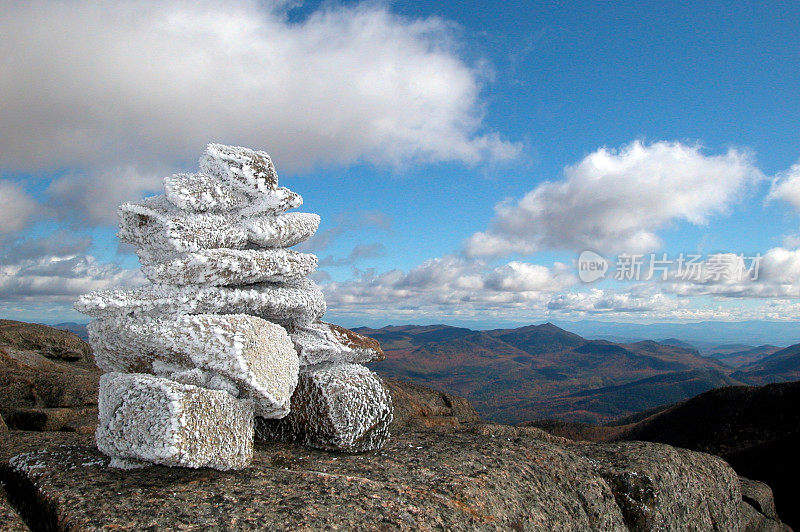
255,363,393,452
88,314,299,418
97,372,254,470
164,172,249,212
163,171,302,216
200,143,278,194
74,278,325,326
237,187,302,217
245,212,320,248
118,195,246,252
289,321,385,366
137,248,318,286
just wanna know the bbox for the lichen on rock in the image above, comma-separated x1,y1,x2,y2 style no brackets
289,321,385,365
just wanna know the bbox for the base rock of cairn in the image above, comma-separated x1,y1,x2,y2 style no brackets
76,144,392,470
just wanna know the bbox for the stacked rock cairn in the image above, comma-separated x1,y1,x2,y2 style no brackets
75,144,393,470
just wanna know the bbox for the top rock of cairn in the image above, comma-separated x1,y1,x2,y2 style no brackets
76,144,392,470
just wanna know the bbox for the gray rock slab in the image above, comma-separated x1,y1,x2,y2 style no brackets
1,428,758,531
95,373,253,470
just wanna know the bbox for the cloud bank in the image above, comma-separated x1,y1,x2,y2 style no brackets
0,0,518,225
466,141,762,257
0,181,38,238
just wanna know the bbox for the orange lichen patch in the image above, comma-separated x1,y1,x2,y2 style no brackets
327,323,384,361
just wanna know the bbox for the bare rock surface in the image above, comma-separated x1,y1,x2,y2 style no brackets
0,427,770,531
0,347,99,425
0,320,91,363
741,477,780,521
0,486,27,531
383,377,482,431
577,440,741,530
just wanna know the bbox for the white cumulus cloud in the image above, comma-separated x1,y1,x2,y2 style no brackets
768,162,800,211
466,141,762,257
0,233,145,303
321,255,575,319
0,0,518,225
0,181,39,237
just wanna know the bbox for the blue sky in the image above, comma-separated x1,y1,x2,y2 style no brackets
1,0,799,327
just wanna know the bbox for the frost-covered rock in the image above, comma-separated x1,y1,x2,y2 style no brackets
164,172,249,212
75,142,394,462
245,212,320,248
75,278,325,326
289,321,385,366
137,248,318,286
118,195,247,252
255,363,393,452
88,314,299,418
200,143,278,194
237,187,303,217
96,372,253,470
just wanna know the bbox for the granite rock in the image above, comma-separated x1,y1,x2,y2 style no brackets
256,363,392,452
289,321,385,366
383,377,482,431
0,347,99,421
0,485,26,531
740,477,780,521
0,319,91,363
96,372,254,470
75,278,325,326
88,314,299,417
578,440,741,531
1,427,768,531
137,247,317,286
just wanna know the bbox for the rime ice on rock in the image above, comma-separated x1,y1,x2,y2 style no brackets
118,195,247,252
164,173,249,212
74,278,326,326
76,143,393,469
88,314,299,417
255,363,393,452
289,321,385,366
97,373,253,470
200,144,279,194
245,212,321,248
137,247,318,286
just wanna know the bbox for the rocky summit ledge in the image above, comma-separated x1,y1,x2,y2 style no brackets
0,426,787,531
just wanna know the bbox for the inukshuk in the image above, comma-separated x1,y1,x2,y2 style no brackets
75,144,392,470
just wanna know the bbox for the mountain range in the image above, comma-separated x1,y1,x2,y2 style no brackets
358,323,800,424
55,319,800,424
